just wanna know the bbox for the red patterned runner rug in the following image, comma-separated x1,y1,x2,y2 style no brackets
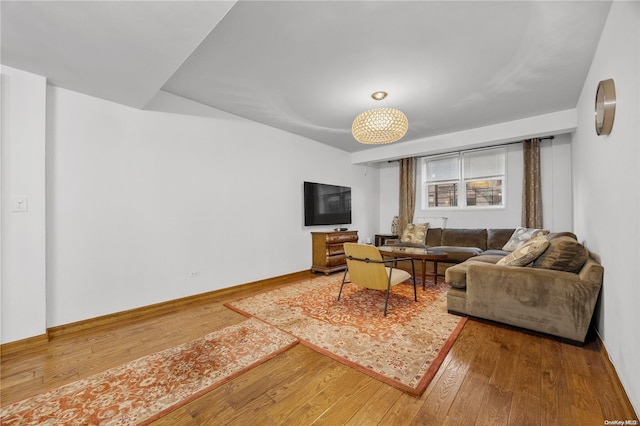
225,275,466,397
0,318,297,425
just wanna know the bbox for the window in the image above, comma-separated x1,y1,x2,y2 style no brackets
425,154,459,207
463,148,505,207
422,147,506,209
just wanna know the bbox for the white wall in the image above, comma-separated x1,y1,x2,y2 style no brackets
571,1,639,412
0,66,47,343
1,71,379,341
377,134,573,232
44,87,379,328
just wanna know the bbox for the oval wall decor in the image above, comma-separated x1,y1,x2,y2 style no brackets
595,78,616,136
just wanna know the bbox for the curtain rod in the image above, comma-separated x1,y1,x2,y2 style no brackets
387,136,555,162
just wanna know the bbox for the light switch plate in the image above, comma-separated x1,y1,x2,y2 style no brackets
11,196,28,212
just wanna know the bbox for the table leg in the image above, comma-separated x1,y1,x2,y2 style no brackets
421,259,427,290
423,260,439,288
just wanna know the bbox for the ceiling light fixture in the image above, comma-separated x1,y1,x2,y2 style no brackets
371,91,388,101
352,92,408,144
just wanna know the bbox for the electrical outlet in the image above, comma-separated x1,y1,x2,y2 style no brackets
11,196,28,212
189,271,200,278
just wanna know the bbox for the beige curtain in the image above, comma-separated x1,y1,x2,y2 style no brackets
522,138,543,228
398,157,416,236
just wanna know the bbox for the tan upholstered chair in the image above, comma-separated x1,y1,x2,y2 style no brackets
339,243,416,316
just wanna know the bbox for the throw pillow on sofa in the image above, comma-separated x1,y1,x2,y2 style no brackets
400,223,428,244
533,236,588,273
502,227,549,252
497,236,550,267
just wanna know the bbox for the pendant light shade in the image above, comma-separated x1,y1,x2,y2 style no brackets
352,107,409,144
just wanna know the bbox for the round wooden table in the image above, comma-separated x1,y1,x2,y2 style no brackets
378,246,449,289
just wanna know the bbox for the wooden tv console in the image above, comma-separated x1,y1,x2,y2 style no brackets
310,230,358,275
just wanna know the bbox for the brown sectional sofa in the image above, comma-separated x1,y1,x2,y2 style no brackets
445,233,603,343
386,227,604,343
386,227,515,275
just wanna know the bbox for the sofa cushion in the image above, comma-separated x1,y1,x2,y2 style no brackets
497,236,549,267
425,228,442,247
487,229,516,250
469,254,506,264
482,249,511,256
441,229,488,250
431,246,483,263
446,264,468,289
502,227,550,252
400,223,428,244
533,236,588,273
445,255,504,289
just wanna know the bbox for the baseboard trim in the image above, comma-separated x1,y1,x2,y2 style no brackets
596,330,639,418
1,270,311,355
0,333,49,357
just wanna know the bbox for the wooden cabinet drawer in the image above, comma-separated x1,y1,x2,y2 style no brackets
326,232,358,243
327,244,345,256
325,254,346,267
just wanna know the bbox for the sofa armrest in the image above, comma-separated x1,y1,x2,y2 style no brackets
464,262,602,342
578,258,604,284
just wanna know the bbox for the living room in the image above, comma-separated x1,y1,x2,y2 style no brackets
1,0,638,422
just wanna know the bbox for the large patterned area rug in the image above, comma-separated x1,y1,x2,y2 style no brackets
226,275,466,396
0,318,297,426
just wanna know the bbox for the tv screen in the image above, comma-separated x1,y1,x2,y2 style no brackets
304,181,352,226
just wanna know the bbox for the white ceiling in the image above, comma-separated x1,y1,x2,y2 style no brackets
1,1,611,153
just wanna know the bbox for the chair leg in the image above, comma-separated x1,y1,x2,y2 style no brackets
383,289,390,316
338,268,348,300
411,259,417,302
383,277,392,316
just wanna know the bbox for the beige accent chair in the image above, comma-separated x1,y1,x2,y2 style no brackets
339,243,416,316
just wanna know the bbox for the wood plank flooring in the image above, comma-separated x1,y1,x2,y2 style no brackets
1,272,637,425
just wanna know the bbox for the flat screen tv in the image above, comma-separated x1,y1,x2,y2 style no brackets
304,181,352,226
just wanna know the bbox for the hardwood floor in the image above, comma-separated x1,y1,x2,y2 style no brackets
1,272,637,425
